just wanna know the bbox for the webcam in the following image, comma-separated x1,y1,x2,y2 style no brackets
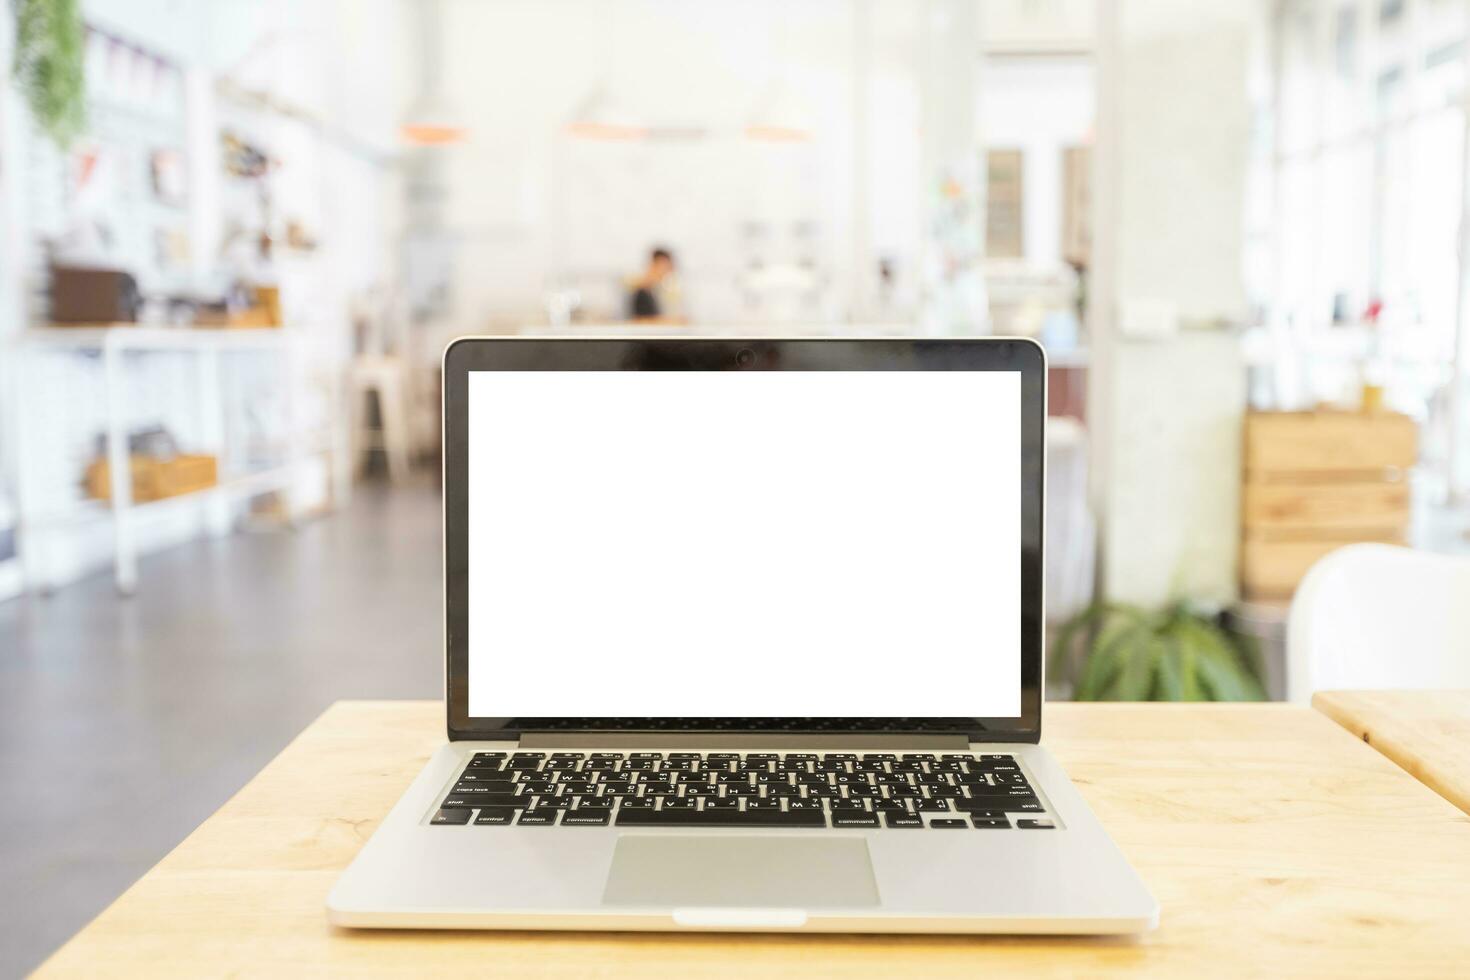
736,348,755,368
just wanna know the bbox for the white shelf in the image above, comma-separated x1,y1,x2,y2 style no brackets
23,465,300,529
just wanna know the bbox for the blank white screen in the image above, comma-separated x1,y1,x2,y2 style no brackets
466,370,1021,718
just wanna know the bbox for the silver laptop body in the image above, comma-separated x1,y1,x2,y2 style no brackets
328,337,1158,934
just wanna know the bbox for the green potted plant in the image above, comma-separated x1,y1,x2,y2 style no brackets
1050,600,1265,701
12,0,86,146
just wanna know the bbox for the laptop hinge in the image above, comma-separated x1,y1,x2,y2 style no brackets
517,732,971,750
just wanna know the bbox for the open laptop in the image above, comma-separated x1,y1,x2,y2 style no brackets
328,337,1158,933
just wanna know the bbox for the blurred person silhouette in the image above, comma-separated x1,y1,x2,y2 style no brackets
626,247,683,323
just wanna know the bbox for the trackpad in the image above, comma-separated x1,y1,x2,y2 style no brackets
602,836,880,909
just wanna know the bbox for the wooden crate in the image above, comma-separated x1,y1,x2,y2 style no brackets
1243,410,1416,476
1240,411,1416,601
85,454,218,503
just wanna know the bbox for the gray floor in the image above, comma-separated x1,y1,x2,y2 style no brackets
0,484,442,977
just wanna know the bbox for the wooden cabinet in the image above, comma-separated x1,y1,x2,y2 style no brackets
1240,411,1415,600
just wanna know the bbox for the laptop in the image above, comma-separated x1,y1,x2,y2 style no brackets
328,337,1158,933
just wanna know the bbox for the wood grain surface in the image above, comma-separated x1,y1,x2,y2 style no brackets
36,701,1470,978
1314,690,1470,816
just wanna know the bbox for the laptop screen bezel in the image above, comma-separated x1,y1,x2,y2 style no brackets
442,337,1045,742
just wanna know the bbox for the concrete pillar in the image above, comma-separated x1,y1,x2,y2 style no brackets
1088,0,1254,607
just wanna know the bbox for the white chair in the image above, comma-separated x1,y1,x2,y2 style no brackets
1286,543,1470,702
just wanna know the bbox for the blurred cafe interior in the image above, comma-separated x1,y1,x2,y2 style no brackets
4,0,1470,972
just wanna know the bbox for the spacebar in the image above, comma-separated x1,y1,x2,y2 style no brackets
615,808,827,828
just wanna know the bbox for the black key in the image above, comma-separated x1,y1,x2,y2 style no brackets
640,772,673,785
815,760,849,773
885,785,920,800
683,784,717,797
874,773,909,786
641,783,676,796
506,760,543,772
753,772,788,785
833,773,866,786
929,761,962,773
576,796,613,809
723,784,757,797
916,799,951,812
916,773,951,787
559,780,595,794
1017,819,1055,829
472,752,508,762
745,798,781,811
450,783,511,796
785,753,817,761
550,752,585,760
617,808,826,827
941,754,973,761
707,753,740,762
599,772,632,784
844,785,880,799
517,810,557,826
517,780,554,794
630,752,663,760
854,761,888,773
766,783,798,797
456,770,512,784
660,797,697,810
746,753,778,762
441,794,526,809
562,810,611,826
662,759,695,771
960,809,1007,820
901,753,936,762
589,752,624,760
431,808,472,825
510,752,545,760
832,811,879,827
830,799,865,810
619,797,654,809
583,759,616,770
891,761,924,773
704,797,740,809
473,808,515,825
822,753,857,761
884,813,924,828
533,795,571,809
874,799,909,812
931,818,968,828
963,798,1043,813
544,759,580,771
716,772,751,785
669,752,702,760
862,753,896,761
972,817,1010,828
623,759,656,771
786,798,823,812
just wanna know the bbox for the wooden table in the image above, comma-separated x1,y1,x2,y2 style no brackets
1314,690,1470,816
37,702,1470,978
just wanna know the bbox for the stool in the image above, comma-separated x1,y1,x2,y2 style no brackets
349,355,412,483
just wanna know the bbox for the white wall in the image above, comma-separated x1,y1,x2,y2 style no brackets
426,0,930,329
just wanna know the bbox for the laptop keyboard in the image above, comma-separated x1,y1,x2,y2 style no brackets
431,751,1051,829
